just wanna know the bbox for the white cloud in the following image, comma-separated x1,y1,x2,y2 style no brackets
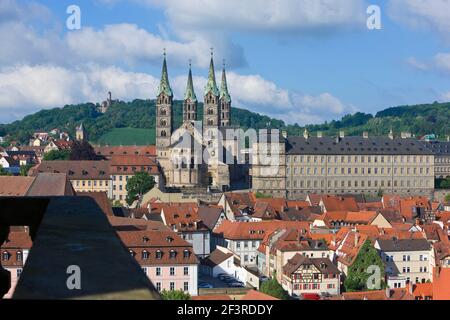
407,53,450,74
148,0,366,37
434,53,450,73
0,64,158,122
171,71,352,125
0,0,354,125
388,0,450,40
406,57,429,71
0,63,351,125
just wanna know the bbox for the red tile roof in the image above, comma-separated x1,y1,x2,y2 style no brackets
214,220,310,241
320,195,359,212
241,290,279,300
95,145,156,158
433,267,450,300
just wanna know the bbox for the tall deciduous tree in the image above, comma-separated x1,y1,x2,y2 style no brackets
125,172,155,206
260,277,290,300
344,240,386,292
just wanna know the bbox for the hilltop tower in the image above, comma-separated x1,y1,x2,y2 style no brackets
219,61,231,127
156,51,173,160
183,61,197,123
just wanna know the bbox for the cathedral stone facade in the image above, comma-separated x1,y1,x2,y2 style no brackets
156,53,241,191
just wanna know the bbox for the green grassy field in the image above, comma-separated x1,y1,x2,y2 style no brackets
96,127,155,146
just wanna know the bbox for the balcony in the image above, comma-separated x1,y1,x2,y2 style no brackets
0,196,160,300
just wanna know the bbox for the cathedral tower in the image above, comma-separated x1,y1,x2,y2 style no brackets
156,52,173,159
203,51,220,130
219,61,231,127
183,61,197,123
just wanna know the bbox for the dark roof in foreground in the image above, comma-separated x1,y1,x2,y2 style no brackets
285,136,433,155
376,238,431,251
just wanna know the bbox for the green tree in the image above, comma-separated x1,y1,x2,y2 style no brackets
19,164,33,176
160,290,191,300
125,172,155,205
0,165,11,176
344,240,386,292
259,277,290,300
111,200,122,207
255,192,271,199
441,180,450,190
43,149,71,161
444,194,450,203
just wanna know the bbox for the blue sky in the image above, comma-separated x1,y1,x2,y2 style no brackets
1,0,450,125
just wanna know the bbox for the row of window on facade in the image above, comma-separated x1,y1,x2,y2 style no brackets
131,249,192,260
114,166,152,173
141,266,190,277
286,178,431,189
287,155,433,164
75,180,108,187
1,251,22,262
146,278,190,293
292,283,336,290
385,254,429,262
287,166,431,176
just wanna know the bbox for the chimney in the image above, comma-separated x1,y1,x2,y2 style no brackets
354,232,358,247
388,128,394,140
363,132,369,139
339,131,345,139
317,131,323,138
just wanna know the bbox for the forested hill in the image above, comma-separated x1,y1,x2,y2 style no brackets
1,100,450,145
0,99,284,144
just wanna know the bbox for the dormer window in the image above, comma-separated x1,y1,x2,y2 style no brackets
183,250,190,258
142,250,149,260
143,236,149,243
156,250,162,259
16,251,22,262
169,250,177,259
2,251,9,261
129,250,135,257
166,236,174,243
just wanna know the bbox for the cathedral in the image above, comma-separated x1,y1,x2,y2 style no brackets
155,52,242,191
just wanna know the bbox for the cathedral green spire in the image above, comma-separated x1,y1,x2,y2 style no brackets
204,51,219,96
184,61,197,102
219,61,231,103
157,51,173,97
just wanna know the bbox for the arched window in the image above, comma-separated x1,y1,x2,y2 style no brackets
160,108,167,116
169,250,177,259
16,251,22,262
160,119,167,126
161,130,167,137
208,119,214,126
156,250,162,259
207,108,214,115
142,250,149,260
2,251,9,261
